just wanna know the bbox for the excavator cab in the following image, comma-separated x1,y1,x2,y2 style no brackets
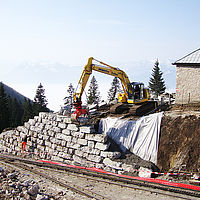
127,82,148,104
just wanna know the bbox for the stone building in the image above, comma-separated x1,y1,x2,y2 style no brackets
173,48,200,104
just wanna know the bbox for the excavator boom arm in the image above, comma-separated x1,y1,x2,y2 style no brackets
74,57,133,102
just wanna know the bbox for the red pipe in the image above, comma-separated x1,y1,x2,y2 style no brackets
37,159,200,192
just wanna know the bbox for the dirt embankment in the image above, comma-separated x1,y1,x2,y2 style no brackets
93,103,200,173
158,113,200,172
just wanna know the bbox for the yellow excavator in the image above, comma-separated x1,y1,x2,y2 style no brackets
71,57,157,121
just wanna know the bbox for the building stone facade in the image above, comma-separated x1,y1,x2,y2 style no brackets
173,48,200,104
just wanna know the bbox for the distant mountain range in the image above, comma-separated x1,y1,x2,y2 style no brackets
1,82,31,103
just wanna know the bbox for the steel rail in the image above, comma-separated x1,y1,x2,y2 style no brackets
0,154,199,198
38,166,194,200
0,157,110,200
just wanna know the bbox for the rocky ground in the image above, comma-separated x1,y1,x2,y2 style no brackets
1,162,197,200
0,163,89,200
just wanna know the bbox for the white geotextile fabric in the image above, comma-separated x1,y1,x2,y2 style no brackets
99,112,163,164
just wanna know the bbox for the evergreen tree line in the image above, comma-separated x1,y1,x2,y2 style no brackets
0,83,49,133
65,59,166,106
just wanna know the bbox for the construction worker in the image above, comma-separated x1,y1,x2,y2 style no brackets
21,135,28,151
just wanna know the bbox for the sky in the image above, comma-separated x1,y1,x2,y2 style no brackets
0,0,200,111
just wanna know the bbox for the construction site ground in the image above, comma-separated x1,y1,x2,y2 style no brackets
0,103,199,199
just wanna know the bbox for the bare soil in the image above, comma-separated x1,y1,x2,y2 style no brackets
158,113,200,172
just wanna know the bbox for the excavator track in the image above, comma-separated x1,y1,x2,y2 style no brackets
110,103,131,114
110,101,158,116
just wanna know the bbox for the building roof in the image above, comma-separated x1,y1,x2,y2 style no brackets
173,48,200,65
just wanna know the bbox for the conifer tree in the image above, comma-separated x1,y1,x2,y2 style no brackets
148,60,166,97
87,76,100,105
0,83,9,132
11,98,24,126
10,98,19,127
22,98,34,123
107,77,121,102
63,83,75,112
34,83,49,114
64,83,74,106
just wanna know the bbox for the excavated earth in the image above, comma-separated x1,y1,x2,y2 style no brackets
158,104,200,173
92,103,200,173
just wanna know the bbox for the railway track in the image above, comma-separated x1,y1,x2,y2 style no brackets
0,157,110,200
0,154,199,199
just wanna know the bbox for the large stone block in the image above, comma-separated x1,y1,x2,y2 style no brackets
45,124,53,130
28,119,36,126
45,141,51,147
64,135,72,142
103,158,122,170
87,155,102,163
51,156,64,162
37,139,45,146
48,131,55,137
39,112,48,119
95,142,110,151
42,119,50,125
50,137,56,143
80,146,100,155
43,135,49,141
55,139,61,145
91,149,100,155
51,143,57,150
24,122,31,129
68,148,74,155
72,155,83,164
58,122,67,129
17,126,25,132
56,133,63,140
85,134,107,143
15,130,20,136
53,127,61,133
38,134,43,139
45,147,54,155
15,146,20,152
67,124,79,131
58,152,72,160
138,167,152,178
88,141,95,149
33,132,38,138
56,115,64,122
71,131,85,138
61,140,67,147
56,145,63,152
95,163,104,169
80,126,95,133
67,142,80,149
100,151,121,159
72,137,78,143
48,114,57,121
34,116,40,122
63,117,72,124
62,129,71,135
77,139,87,146
122,164,135,172
75,149,85,157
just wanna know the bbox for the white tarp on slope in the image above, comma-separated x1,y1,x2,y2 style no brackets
99,112,163,164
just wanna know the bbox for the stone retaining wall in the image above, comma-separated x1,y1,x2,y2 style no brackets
0,112,133,174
